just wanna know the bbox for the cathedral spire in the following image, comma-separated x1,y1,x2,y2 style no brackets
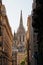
0,0,2,4
20,10,23,27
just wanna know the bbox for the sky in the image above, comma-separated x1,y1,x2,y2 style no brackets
3,0,33,34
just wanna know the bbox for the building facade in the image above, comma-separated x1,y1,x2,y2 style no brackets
26,15,32,65
32,0,43,65
0,0,13,65
16,10,26,53
12,32,18,65
13,10,26,65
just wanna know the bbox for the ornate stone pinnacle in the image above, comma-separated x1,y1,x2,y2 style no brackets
20,10,23,27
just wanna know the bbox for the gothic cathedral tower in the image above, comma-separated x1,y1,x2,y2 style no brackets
17,10,25,52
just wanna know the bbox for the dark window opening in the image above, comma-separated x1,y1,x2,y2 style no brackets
0,59,2,65
0,42,2,46
0,27,2,36
20,36,21,42
23,35,24,42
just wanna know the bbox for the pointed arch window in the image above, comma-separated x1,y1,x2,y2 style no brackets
20,36,21,42
23,35,24,42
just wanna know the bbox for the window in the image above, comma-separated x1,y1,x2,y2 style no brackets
23,35,24,42
20,36,21,42
0,27,2,36
0,42,2,46
0,59,2,65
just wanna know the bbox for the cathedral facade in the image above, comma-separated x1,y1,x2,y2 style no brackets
16,11,26,65
13,10,26,65
16,10,26,53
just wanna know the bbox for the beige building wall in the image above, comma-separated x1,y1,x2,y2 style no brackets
0,1,13,65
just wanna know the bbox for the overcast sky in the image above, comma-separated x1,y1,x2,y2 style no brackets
3,0,33,34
